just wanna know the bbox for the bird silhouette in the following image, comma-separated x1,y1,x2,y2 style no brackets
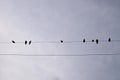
92,40,94,42
29,40,32,45
60,40,63,43
108,38,111,42
83,39,85,43
12,40,15,43
25,40,27,45
96,39,99,44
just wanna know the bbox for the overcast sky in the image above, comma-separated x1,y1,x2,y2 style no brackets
0,0,120,80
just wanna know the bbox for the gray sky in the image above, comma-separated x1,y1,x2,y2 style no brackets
0,0,120,80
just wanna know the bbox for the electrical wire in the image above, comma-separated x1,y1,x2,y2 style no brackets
0,40,118,44
0,53,120,56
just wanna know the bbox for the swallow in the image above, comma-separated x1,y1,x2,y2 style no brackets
25,40,27,45
29,40,32,45
12,40,15,43
83,39,85,43
92,40,94,42
60,40,63,43
96,39,99,44
108,38,111,42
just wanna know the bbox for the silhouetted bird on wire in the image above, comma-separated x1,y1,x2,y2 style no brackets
92,40,94,42
12,40,15,43
96,39,99,44
108,38,111,42
25,40,27,45
29,40,32,45
83,39,85,43
60,40,63,43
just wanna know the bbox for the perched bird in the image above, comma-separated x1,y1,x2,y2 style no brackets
60,40,63,43
29,40,32,45
12,40,15,43
96,39,99,44
25,40,27,45
83,39,85,43
108,38,111,42
92,40,94,42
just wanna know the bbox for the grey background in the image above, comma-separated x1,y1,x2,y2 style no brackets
0,0,120,80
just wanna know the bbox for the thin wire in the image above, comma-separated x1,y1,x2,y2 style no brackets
0,40,118,44
0,42,10,44
0,53,120,56
112,40,120,42
33,41,59,43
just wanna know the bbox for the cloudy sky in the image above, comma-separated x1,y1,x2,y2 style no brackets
0,0,120,80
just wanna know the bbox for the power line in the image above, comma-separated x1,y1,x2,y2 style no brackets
0,38,120,45
0,40,116,44
0,53,120,56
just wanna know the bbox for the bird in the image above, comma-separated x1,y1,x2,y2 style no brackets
25,40,27,45
108,38,111,42
92,40,94,42
60,40,63,43
29,40,32,45
83,39,85,43
96,39,99,44
12,40,15,43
